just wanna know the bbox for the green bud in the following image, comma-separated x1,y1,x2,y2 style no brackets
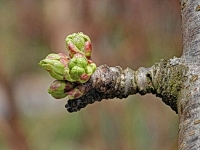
66,32,91,58
39,53,69,80
39,32,97,101
70,66,85,80
48,80,76,99
63,68,76,82
68,54,88,70
67,85,86,99
72,34,84,51
48,80,68,99
86,63,96,75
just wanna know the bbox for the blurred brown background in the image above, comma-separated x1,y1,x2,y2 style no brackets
0,0,182,150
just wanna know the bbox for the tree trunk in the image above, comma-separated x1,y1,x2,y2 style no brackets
64,0,200,149
178,0,200,149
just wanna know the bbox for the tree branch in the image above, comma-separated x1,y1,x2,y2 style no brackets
66,58,188,113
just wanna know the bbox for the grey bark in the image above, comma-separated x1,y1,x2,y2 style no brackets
65,0,200,149
178,0,200,149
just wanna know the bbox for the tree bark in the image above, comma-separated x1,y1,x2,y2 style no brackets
65,0,200,149
66,59,188,114
178,0,200,149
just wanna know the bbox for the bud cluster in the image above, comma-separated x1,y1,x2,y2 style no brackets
39,32,96,99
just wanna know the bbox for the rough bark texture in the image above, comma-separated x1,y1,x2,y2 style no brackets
178,0,200,149
66,58,188,114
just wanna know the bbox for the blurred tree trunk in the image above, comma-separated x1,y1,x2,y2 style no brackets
0,68,28,150
0,54,28,149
